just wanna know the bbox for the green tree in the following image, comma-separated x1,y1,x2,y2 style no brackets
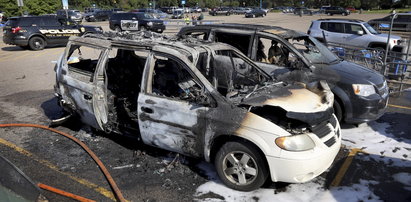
0,0,20,17
23,0,62,15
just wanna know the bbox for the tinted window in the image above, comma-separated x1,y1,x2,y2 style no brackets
5,18,20,26
43,17,61,26
327,23,344,33
320,22,327,30
214,32,251,55
344,24,363,34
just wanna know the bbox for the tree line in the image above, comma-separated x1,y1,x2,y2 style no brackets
0,0,409,18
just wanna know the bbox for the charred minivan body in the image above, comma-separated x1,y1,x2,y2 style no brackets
177,24,389,124
54,33,341,191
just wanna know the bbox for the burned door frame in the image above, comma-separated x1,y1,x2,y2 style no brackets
60,41,110,131
209,28,256,59
137,51,213,157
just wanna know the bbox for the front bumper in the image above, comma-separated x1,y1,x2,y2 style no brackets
266,115,342,183
345,92,388,124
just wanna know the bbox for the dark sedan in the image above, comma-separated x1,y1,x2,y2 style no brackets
368,14,411,32
245,9,266,18
109,12,165,33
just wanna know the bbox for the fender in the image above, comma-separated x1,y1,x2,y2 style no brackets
331,86,352,121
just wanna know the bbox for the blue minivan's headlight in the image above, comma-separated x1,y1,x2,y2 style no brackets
352,84,376,97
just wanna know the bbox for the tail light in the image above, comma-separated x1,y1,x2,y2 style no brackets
12,27,21,33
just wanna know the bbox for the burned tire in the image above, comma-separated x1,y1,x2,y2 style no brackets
333,99,343,123
215,141,268,191
28,36,46,51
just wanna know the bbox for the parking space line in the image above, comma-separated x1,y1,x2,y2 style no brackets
388,104,411,110
330,148,365,187
0,137,116,201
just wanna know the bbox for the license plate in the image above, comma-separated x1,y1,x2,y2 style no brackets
158,29,162,32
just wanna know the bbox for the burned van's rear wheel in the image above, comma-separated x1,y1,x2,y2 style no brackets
215,141,268,191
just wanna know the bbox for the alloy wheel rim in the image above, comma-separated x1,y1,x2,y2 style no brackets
222,151,258,185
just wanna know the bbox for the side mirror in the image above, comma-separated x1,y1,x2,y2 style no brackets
356,30,364,35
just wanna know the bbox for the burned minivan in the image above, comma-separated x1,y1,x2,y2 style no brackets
54,33,341,191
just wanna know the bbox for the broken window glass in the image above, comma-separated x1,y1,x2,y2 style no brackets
67,45,103,82
289,36,339,65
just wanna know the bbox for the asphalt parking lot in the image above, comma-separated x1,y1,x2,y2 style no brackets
1,12,410,201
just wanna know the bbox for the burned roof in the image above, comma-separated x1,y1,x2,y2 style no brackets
180,23,307,38
69,31,241,62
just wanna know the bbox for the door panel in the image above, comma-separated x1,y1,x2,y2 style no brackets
138,93,207,156
137,54,208,157
61,44,105,130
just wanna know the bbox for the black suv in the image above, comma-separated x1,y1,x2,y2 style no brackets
109,12,165,33
178,24,389,124
56,9,83,23
84,10,113,22
3,16,103,50
324,7,350,16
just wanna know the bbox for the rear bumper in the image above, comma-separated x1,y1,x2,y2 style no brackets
148,25,166,32
3,35,29,46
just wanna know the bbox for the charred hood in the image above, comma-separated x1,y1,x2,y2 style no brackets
239,81,334,125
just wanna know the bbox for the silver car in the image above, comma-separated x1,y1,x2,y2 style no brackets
308,19,402,51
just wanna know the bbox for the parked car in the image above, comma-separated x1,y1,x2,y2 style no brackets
54,32,341,191
324,7,350,16
209,7,232,16
308,19,403,51
56,9,83,23
368,14,411,32
130,9,168,19
2,15,102,50
293,7,313,15
171,9,184,19
233,7,252,15
346,7,356,13
84,10,113,22
109,12,165,33
245,9,266,18
177,24,389,123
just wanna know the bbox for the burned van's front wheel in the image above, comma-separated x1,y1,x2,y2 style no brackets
215,141,268,191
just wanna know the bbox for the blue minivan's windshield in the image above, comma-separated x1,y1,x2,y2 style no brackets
290,36,340,65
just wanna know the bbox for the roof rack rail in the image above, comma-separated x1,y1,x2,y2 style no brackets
318,18,364,22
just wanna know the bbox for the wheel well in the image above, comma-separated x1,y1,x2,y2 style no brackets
368,43,387,49
29,35,46,42
334,95,345,119
209,135,269,172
